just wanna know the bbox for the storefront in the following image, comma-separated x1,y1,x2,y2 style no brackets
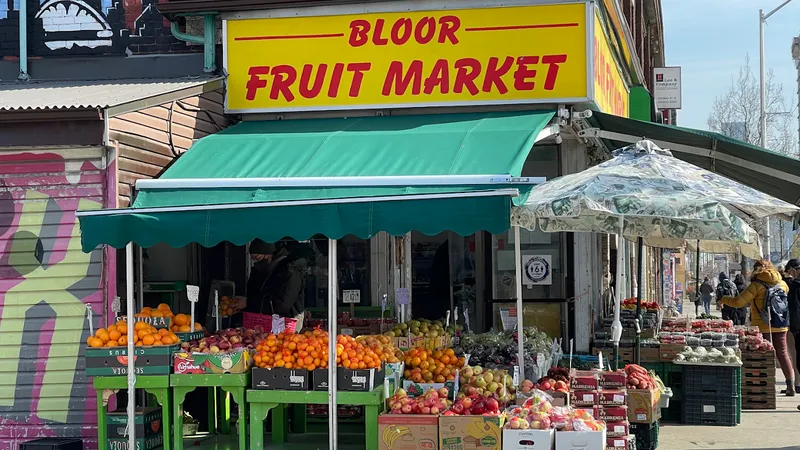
208,0,636,348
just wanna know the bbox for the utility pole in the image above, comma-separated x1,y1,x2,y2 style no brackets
760,0,795,259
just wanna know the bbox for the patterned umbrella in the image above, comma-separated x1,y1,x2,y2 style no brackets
512,140,798,257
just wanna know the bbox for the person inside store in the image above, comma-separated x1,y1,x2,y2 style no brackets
699,277,715,315
717,272,745,325
783,259,800,399
246,239,312,318
721,259,795,396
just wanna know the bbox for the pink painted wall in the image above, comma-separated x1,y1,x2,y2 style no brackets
0,148,114,450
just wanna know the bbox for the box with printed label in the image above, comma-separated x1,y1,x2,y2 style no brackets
252,367,310,390
403,380,457,400
606,435,635,450
106,407,161,438
627,388,660,424
378,413,439,450
107,433,163,450
570,390,599,407
605,421,629,438
85,345,177,376
598,390,627,406
502,428,554,450
439,415,504,450
597,405,627,422
173,350,251,374
554,429,606,450
312,367,385,391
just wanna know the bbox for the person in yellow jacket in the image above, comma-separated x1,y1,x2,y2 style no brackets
721,259,795,396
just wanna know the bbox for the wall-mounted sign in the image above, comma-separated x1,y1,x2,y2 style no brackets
522,255,552,286
224,3,588,113
653,67,682,109
592,13,629,117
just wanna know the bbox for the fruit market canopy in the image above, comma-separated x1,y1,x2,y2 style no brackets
581,111,800,206
77,110,557,251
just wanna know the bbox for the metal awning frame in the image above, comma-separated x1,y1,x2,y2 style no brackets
578,127,800,191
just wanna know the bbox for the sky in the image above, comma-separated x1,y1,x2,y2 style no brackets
663,0,800,130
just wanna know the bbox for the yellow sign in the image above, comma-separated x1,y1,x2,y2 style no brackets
225,4,588,112
592,13,629,117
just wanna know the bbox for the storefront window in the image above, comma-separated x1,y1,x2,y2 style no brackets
491,144,565,300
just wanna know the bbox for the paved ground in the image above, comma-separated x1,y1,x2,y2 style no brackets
658,379,800,450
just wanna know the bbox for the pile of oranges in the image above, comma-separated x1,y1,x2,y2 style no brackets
354,335,403,364
337,334,383,370
254,329,330,371
135,303,174,319
86,320,182,348
169,313,203,333
404,347,465,383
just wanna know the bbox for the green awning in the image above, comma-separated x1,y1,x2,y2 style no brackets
78,111,556,251
584,111,800,205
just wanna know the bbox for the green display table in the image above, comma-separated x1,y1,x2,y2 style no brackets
93,375,172,450
247,386,385,449
171,373,249,450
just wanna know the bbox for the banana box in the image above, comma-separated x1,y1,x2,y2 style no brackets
379,413,439,450
439,415,504,450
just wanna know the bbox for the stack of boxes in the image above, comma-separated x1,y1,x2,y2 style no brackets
570,370,633,450
741,349,777,410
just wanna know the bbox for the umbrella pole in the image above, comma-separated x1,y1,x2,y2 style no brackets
612,216,625,371
328,238,338,450
635,237,644,365
695,240,701,317
514,226,524,383
125,243,136,450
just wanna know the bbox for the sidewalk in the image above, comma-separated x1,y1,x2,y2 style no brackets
658,375,799,450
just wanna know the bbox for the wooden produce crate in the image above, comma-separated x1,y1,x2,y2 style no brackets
742,366,777,381
741,350,776,370
742,395,777,410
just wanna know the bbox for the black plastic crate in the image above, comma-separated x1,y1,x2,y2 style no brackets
660,399,683,423
665,364,683,390
20,438,83,450
682,395,739,426
630,422,658,450
684,365,740,396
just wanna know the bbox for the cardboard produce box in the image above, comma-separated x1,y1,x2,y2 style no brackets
517,391,568,407
379,414,439,450
173,350,251,374
85,345,177,376
312,367,386,391
252,367,310,390
439,415,504,450
107,407,161,438
659,344,684,362
554,430,606,450
627,388,660,423
639,347,660,363
502,429,554,450
107,433,163,450
403,380,457,399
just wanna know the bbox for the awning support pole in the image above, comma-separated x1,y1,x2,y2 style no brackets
634,237,644,365
126,243,136,450
328,238,338,450
514,226,524,384
611,216,625,371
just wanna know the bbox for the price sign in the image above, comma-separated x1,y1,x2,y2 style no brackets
342,290,361,304
396,288,410,305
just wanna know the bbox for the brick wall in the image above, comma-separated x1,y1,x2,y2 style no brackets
0,0,201,57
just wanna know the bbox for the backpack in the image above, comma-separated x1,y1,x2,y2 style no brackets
716,280,737,299
753,281,790,329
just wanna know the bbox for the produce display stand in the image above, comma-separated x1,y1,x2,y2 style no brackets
171,373,250,450
247,385,385,450
93,375,172,450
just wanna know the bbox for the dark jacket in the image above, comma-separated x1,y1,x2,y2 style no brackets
700,281,714,296
788,278,800,333
246,254,306,317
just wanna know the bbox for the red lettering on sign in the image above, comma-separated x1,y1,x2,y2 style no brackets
423,58,450,94
348,15,461,47
299,64,327,99
513,56,539,91
482,56,514,94
542,54,567,90
382,60,423,96
246,66,270,100
328,63,345,98
453,58,481,95
270,65,297,101
347,62,372,97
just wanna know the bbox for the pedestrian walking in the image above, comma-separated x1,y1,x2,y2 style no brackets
717,272,745,325
734,273,746,294
782,259,800,398
699,277,714,315
721,260,795,396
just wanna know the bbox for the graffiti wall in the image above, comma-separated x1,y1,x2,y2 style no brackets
0,0,198,56
0,148,112,450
